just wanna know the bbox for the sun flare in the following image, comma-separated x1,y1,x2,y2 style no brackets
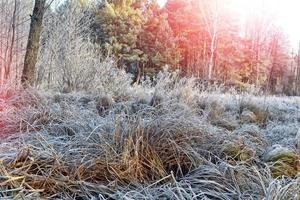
229,0,300,48
158,0,300,48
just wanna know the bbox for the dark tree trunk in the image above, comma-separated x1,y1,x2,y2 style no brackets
268,36,278,93
133,64,142,85
21,0,46,87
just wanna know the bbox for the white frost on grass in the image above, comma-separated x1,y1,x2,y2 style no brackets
0,69,299,199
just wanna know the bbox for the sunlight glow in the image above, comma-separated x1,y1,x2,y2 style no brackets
228,0,300,49
157,0,300,49
157,0,167,7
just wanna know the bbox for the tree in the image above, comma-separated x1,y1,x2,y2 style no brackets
198,0,223,80
35,0,97,90
93,0,144,69
92,0,182,82
21,0,47,87
165,0,237,79
0,0,31,86
137,3,181,76
165,0,205,76
267,29,289,93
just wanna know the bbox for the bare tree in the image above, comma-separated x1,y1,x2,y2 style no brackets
199,0,225,80
0,0,32,86
21,0,47,87
35,1,100,91
4,0,18,81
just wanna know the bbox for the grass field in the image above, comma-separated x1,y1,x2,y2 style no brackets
0,70,299,199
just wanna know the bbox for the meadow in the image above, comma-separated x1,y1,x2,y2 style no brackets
0,67,299,199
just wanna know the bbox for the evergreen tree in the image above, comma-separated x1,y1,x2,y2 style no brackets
138,3,181,75
94,0,144,68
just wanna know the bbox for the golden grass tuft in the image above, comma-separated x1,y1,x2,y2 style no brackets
221,140,255,162
267,152,300,178
79,123,199,186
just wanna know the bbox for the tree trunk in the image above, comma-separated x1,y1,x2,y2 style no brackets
21,0,46,87
296,44,300,95
208,30,216,80
5,0,18,82
268,36,278,93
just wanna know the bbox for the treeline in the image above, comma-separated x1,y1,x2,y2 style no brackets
89,0,300,95
1,0,300,95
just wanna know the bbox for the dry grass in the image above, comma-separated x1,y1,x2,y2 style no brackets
0,72,299,199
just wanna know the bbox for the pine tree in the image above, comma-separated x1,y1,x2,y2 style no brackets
138,4,181,75
94,0,144,69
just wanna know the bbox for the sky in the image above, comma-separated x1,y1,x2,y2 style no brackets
231,0,300,50
270,0,300,49
157,0,300,50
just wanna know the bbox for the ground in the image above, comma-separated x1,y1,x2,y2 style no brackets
0,72,299,199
